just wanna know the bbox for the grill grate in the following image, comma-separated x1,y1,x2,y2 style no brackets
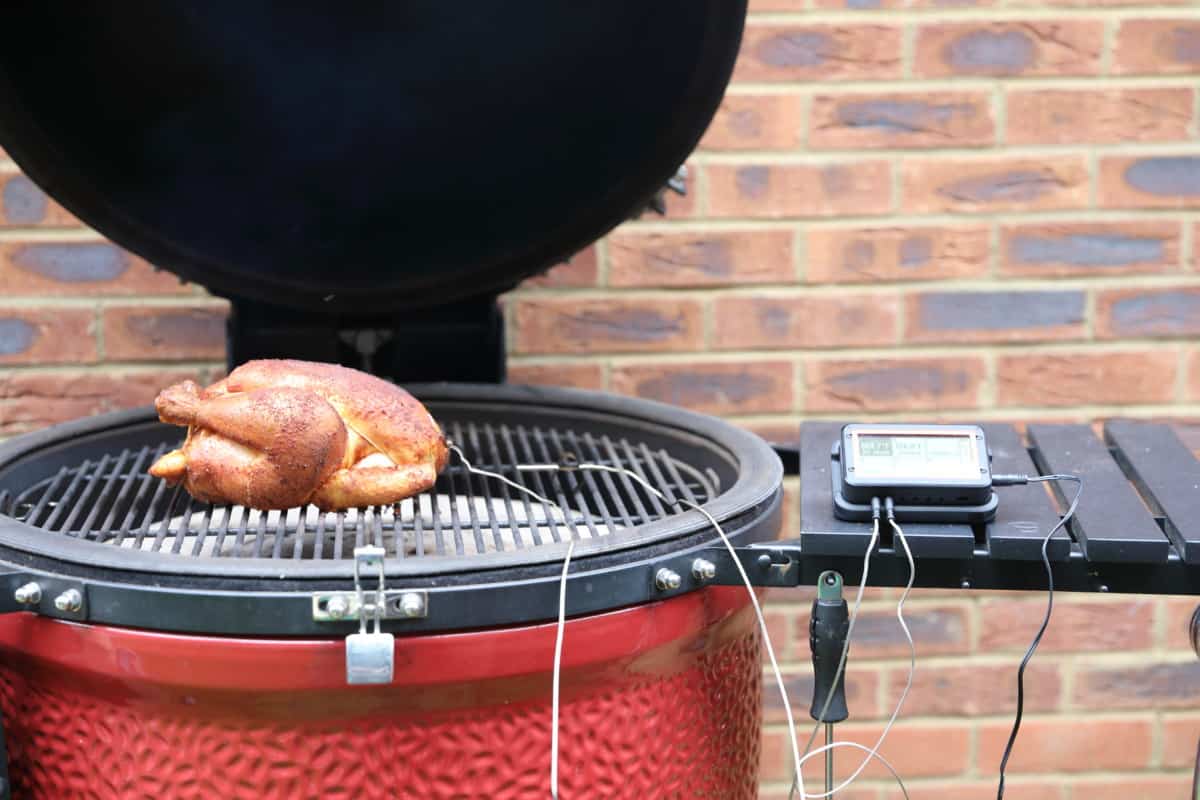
3,420,718,561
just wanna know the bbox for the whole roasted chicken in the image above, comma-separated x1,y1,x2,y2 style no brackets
148,360,449,511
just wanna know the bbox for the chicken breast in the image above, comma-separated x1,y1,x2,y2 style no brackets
148,359,449,510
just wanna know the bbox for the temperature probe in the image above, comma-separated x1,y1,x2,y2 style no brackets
832,423,999,523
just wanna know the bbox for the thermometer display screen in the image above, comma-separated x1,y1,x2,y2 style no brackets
853,433,978,480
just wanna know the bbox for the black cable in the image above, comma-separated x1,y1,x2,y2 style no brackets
995,473,1083,800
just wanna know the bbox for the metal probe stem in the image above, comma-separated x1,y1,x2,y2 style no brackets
825,724,834,795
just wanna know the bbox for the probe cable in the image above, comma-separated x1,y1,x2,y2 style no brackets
570,465,912,800
450,443,914,799
446,443,580,799
791,498,916,800
992,473,1083,800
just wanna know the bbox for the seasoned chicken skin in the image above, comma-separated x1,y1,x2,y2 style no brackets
148,359,449,510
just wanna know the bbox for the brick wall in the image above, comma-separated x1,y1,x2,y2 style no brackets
2,4,1200,799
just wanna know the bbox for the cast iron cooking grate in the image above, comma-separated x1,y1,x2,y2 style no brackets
1,420,718,561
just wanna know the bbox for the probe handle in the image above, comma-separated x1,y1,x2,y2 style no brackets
809,572,850,724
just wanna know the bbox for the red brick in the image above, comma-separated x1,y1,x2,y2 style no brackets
1000,221,1182,277
809,90,994,150
607,230,792,288
699,94,804,151
101,303,228,362
979,716,1153,774
512,297,704,355
1074,660,1200,710
979,597,1156,653
780,477,799,542
748,0,804,8
804,604,970,659
610,360,794,415
506,362,604,390
763,667,881,723
0,307,95,365
997,350,1179,407
0,369,208,435
746,421,801,450
520,247,598,289
894,663,1060,717
1115,20,1200,75
1007,88,1193,145
908,0,998,6
1019,0,1192,5
1190,351,1200,402
761,788,876,800
1099,155,1200,209
1067,776,1191,800
1163,714,1200,768
805,356,986,413
734,24,902,83
905,290,1085,344
1095,287,1200,339
763,722,973,786
713,294,897,350
0,242,188,296
814,0,902,7
902,157,1089,213
807,225,989,284
882,782,1061,800
1164,595,1199,650
805,722,971,782
707,162,891,218
0,169,78,227
915,21,1103,77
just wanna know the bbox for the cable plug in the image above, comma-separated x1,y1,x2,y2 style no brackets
871,496,882,520
884,497,896,521
991,474,1029,487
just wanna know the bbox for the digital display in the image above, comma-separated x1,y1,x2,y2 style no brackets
853,433,977,480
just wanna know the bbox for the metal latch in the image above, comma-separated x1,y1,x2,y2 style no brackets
344,546,394,685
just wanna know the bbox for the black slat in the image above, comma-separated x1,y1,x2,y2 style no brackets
59,455,109,534
79,450,130,538
799,422,976,559
1028,424,1168,563
464,422,507,552
982,424,1070,561
1105,420,1200,564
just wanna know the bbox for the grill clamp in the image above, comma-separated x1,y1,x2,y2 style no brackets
344,546,396,685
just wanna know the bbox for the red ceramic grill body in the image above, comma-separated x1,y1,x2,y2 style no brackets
0,586,762,800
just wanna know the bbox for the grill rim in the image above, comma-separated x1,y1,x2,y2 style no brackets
0,383,782,581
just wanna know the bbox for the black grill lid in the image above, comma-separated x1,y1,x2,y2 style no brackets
0,2,745,312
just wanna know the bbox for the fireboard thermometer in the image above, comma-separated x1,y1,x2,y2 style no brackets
831,423,998,524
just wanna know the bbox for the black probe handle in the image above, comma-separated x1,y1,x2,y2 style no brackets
809,595,850,723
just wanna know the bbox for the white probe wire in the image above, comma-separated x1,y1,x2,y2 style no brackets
551,539,575,800
571,462,807,798
792,519,879,800
448,443,912,800
797,517,916,799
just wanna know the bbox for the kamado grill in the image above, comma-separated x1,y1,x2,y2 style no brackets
0,3,780,799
